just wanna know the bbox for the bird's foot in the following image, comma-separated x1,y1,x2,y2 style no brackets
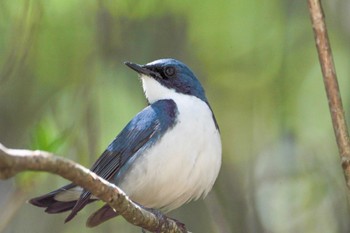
140,206,187,233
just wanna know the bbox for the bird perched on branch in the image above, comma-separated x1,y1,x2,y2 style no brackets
29,58,222,227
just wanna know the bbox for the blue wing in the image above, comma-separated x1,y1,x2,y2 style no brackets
90,99,178,181
65,99,178,221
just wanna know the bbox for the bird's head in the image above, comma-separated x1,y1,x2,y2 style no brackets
125,59,207,104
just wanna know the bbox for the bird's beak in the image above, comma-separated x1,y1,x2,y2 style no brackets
124,62,152,76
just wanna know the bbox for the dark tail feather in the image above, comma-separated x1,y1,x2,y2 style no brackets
29,183,77,213
45,201,77,213
86,204,119,227
64,191,94,223
30,184,97,223
30,183,94,223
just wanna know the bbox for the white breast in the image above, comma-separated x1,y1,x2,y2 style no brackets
118,76,222,211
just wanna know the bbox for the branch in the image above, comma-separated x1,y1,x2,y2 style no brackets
307,0,350,188
0,143,188,233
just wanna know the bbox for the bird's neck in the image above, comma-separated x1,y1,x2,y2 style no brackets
141,75,181,104
141,75,213,123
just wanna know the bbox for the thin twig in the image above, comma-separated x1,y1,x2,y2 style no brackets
0,143,188,233
307,0,350,188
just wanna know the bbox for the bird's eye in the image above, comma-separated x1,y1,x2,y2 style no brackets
164,66,176,77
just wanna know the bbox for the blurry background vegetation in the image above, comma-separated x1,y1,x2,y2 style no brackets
1,0,350,232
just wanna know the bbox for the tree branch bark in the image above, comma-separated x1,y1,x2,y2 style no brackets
307,0,350,188
0,143,188,233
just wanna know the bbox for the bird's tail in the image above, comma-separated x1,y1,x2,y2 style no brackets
29,183,78,213
86,204,119,228
29,184,119,225
29,183,94,222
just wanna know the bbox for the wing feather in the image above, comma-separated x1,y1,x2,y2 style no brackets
66,99,178,221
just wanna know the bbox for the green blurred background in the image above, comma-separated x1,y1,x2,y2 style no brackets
1,0,350,232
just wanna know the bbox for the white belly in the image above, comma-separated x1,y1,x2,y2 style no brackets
118,95,222,211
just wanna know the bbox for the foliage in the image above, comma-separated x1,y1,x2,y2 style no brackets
1,0,350,232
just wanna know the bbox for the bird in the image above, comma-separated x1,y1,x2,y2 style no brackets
29,58,222,228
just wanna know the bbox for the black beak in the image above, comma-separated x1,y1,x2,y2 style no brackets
124,61,152,76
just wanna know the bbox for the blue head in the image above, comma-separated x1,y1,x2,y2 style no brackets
125,59,208,104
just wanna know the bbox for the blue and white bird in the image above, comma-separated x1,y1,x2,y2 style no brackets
29,58,222,227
